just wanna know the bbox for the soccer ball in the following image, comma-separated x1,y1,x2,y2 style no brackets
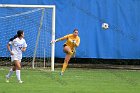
102,23,109,29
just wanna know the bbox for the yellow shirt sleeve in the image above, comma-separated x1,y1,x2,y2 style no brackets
57,34,70,41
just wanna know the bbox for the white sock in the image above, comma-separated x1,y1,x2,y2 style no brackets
16,70,21,81
7,68,14,78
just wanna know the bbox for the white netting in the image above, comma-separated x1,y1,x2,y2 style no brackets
0,7,54,68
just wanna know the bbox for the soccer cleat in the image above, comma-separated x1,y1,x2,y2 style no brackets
60,72,63,76
6,75,9,83
18,80,24,83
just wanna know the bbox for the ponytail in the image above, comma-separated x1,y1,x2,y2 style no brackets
9,35,18,41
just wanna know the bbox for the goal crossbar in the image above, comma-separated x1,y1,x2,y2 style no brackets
0,4,55,8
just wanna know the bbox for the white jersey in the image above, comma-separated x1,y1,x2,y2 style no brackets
9,37,27,61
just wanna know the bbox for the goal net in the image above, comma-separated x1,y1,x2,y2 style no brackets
0,4,55,71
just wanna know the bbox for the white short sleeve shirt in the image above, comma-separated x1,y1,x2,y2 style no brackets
9,37,27,60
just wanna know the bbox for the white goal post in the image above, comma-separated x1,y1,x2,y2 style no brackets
0,4,56,71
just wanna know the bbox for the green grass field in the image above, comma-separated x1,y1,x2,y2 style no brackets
0,67,140,93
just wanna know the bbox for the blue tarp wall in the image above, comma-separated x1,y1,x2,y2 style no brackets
0,0,140,59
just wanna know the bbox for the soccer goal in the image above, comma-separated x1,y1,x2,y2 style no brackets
0,4,55,71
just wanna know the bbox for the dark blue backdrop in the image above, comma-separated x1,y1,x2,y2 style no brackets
0,0,140,59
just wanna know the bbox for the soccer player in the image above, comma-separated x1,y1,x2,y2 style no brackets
51,29,80,75
6,30,27,83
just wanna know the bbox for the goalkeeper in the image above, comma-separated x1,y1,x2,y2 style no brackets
51,29,80,75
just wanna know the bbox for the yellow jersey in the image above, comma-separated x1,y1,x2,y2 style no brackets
59,34,80,51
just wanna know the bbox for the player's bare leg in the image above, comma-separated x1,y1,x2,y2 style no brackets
14,60,23,83
60,46,72,75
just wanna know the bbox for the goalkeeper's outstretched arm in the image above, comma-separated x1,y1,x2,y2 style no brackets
51,35,69,43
